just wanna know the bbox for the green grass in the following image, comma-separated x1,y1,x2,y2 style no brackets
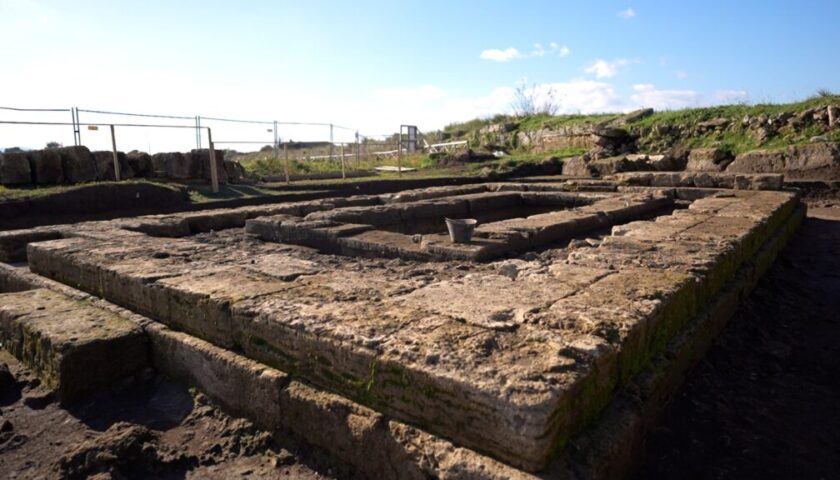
185,183,328,203
631,93,840,128
438,91,839,156
443,112,620,135
240,151,439,178
516,113,620,131
0,180,181,202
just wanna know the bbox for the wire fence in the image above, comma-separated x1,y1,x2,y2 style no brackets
0,105,469,187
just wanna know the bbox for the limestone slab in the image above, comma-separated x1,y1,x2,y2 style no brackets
0,288,148,401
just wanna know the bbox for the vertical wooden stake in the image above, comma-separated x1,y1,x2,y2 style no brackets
284,142,290,184
109,124,121,181
273,120,279,161
398,130,403,177
329,124,334,161
207,127,219,193
340,144,346,179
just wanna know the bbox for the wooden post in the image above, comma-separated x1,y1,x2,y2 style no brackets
398,130,403,177
355,131,360,167
329,124,334,161
340,144,346,179
273,120,279,161
283,142,290,184
207,127,219,193
109,124,121,181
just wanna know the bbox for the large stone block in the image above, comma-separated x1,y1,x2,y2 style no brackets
57,146,97,184
126,151,152,177
727,148,787,173
190,149,229,184
0,288,148,402
0,152,32,185
29,149,64,184
686,148,733,172
92,151,135,181
783,142,840,180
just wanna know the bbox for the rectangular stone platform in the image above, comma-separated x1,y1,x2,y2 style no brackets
246,190,672,261
21,183,800,470
0,288,148,401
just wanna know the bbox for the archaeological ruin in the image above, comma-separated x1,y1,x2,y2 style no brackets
0,170,805,478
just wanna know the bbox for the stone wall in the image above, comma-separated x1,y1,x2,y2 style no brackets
562,142,840,182
0,146,246,186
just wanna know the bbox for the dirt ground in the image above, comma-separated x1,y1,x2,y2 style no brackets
635,202,840,479
0,354,341,479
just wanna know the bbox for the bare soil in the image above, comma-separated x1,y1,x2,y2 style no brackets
635,202,840,479
0,354,340,479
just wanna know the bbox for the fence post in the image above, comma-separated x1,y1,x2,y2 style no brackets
194,116,200,149
109,124,121,181
340,144,346,179
207,127,219,193
355,131,360,167
329,124,334,161
72,107,82,146
398,129,403,177
273,120,279,161
284,141,290,184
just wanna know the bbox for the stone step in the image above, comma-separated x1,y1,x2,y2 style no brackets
0,288,148,402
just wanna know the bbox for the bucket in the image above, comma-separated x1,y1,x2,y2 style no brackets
445,218,478,243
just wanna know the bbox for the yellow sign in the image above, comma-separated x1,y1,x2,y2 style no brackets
87,125,99,131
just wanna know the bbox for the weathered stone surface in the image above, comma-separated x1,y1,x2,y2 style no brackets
727,148,788,173
0,288,148,401
686,148,733,172
0,228,62,262
696,117,730,131
784,142,840,179
13,181,801,471
725,142,840,180
1,189,802,479
252,191,670,262
561,156,595,177
150,152,192,179
190,149,229,184
57,146,97,184
0,152,32,185
29,149,64,184
612,172,783,190
126,151,152,177
92,151,135,181
616,108,654,125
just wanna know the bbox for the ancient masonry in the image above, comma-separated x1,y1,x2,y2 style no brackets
0,172,804,478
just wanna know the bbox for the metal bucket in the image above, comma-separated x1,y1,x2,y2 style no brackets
445,218,478,243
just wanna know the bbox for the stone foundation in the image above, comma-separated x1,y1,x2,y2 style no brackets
0,179,803,476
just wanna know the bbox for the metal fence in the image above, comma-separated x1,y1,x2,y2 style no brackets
1,106,470,190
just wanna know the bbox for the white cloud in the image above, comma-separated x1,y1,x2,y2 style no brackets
372,85,447,103
675,70,689,79
480,42,570,62
715,89,749,102
629,83,703,110
516,79,623,114
480,47,522,62
618,8,635,18
584,58,630,78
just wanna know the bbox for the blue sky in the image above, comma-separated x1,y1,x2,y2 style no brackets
2,0,839,151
